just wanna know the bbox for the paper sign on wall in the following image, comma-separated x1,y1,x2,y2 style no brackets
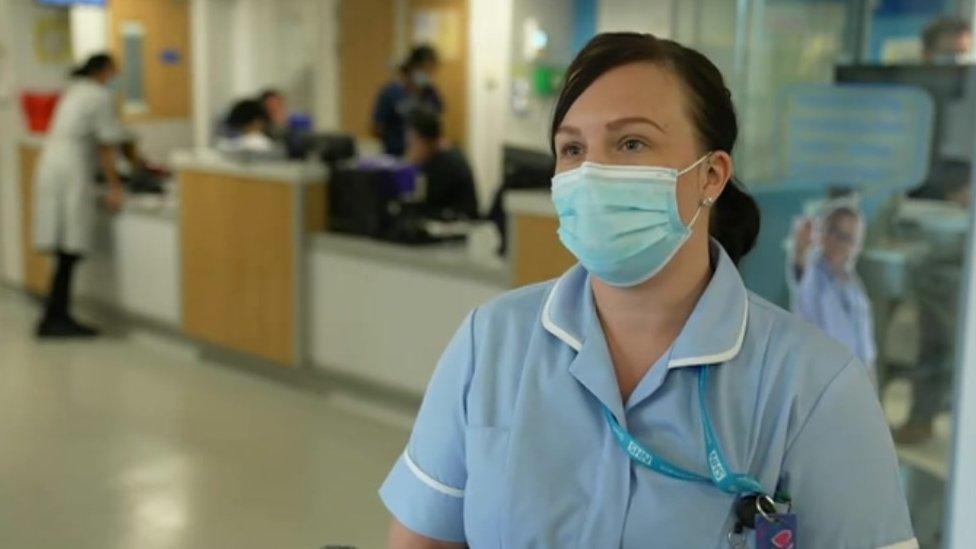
33,13,72,64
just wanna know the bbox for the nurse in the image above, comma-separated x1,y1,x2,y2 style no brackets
33,53,127,338
381,33,915,548
790,198,877,384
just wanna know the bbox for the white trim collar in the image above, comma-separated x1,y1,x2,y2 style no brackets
540,243,749,368
541,269,583,352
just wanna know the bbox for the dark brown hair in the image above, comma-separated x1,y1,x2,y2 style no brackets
550,32,760,264
70,53,115,79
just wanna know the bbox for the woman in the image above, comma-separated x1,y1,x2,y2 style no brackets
790,199,877,384
33,53,126,338
381,34,914,548
372,45,444,157
215,98,282,158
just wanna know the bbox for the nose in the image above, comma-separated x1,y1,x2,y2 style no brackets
581,149,612,166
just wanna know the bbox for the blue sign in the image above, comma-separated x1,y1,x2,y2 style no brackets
160,48,182,65
782,84,934,190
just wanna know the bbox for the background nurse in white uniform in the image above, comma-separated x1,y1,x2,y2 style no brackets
382,33,914,548
33,53,126,338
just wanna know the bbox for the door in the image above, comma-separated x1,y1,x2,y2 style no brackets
109,0,192,121
338,0,396,139
407,0,468,146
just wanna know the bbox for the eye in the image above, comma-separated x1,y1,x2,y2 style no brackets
620,138,648,153
559,142,585,160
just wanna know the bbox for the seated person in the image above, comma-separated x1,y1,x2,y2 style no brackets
216,99,283,158
789,196,876,384
259,88,289,138
405,111,478,220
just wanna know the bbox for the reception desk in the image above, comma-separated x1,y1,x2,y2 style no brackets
505,189,576,287
11,140,567,394
173,151,327,366
18,138,50,295
308,233,508,393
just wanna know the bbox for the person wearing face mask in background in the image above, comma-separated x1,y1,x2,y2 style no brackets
789,197,876,385
381,33,913,549
922,17,973,64
372,45,444,157
32,53,127,338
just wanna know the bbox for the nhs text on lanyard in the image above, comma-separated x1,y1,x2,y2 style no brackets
603,366,796,549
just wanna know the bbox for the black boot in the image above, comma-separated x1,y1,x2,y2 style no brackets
35,251,99,339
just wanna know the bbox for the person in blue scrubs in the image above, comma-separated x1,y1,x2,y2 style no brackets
789,199,877,384
381,33,915,548
372,45,445,157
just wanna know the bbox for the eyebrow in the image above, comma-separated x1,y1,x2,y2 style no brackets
605,116,666,134
555,124,582,136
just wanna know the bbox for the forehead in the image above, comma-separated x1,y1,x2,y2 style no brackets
561,62,691,131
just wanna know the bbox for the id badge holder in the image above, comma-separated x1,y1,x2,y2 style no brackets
729,494,797,549
755,513,797,549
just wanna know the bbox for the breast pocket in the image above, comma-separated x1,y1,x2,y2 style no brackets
463,427,510,548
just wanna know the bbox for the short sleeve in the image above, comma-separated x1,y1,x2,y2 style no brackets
379,310,476,543
93,92,126,144
782,360,917,548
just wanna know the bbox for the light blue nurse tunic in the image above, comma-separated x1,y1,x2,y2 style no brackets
792,250,877,370
380,243,915,548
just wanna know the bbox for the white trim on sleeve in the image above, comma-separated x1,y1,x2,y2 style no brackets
403,451,464,498
877,538,919,549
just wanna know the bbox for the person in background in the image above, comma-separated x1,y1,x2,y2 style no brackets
922,17,973,63
215,99,282,157
33,53,127,338
405,111,478,220
372,45,444,157
790,197,876,383
895,161,972,444
259,88,290,140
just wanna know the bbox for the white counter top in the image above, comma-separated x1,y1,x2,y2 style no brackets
505,189,554,217
171,149,327,184
118,192,179,221
310,232,510,287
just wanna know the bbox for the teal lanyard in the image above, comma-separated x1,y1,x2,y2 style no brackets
603,365,765,496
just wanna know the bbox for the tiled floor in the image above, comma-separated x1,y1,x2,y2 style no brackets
0,288,409,549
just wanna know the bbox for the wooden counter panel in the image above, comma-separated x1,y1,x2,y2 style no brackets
304,183,328,232
180,170,296,364
19,144,52,296
512,214,576,287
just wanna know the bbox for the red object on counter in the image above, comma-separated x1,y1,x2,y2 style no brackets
21,92,60,133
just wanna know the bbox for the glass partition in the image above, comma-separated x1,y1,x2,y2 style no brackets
675,1,975,545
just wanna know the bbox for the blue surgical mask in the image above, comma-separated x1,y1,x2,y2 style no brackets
551,155,711,287
412,71,431,87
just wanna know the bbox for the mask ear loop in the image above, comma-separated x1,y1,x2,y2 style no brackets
687,195,715,229
681,152,716,230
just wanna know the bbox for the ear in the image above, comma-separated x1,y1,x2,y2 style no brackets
701,150,733,205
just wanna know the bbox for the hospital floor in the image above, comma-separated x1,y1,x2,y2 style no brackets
0,287,410,549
